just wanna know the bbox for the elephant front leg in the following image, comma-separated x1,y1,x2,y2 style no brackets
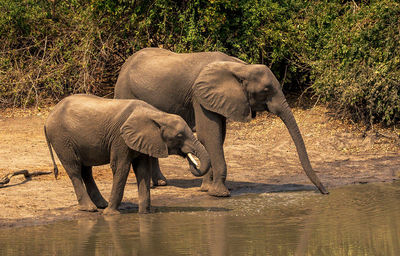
133,155,152,213
194,102,230,197
104,159,131,215
205,150,229,197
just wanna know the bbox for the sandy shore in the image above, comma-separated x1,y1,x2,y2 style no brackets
1,105,399,228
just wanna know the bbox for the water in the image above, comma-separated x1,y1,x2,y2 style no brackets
1,182,400,256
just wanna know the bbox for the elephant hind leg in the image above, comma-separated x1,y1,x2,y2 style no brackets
81,166,108,209
150,157,167,186
62,161,97,212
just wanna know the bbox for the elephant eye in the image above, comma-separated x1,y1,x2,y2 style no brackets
176,133,184,139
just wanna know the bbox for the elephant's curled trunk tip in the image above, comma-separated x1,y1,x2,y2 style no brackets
54,166,59,180
186,137,211,177
318,184,329,195
187,152,210,177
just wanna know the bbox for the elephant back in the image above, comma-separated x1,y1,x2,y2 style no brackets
114,48,244,118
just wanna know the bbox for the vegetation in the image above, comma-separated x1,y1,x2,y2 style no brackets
0,0,399,125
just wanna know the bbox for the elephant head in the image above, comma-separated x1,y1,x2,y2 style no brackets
193,61,328,194
120,109,211,177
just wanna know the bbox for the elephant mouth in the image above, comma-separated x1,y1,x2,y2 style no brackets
251,103,268,112
177,149,187,158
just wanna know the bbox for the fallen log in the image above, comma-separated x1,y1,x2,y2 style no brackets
0,170,52,186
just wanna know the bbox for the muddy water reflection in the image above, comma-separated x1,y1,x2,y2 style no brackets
1,182,400,255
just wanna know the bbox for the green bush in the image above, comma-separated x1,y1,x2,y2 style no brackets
0,0,399,125
306,0,400,125
0,0,124,106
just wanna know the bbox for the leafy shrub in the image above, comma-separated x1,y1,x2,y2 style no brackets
0,0,124,106
0,0,399,125
307,0,400,125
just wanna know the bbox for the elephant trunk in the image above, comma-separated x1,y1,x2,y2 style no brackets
277,100,329,194
186,137,211,177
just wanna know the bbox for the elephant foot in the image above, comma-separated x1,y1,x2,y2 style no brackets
89,192,109,209
94,199,108,209
138,207,151,214
154,178,167,186
78,203,98,212
152,171,168,187
103,207,120,215
200,174,213,192
200,181,211,192
207,183,230,197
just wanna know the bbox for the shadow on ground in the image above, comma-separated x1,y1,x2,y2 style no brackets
166,178,316,196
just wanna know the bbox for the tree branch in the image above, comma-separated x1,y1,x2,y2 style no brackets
0,170,52,186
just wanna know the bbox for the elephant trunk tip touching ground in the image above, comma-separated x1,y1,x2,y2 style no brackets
277,100,329,195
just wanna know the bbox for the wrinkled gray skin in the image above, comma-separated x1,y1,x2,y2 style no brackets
114,48,329,196
44,94,211,214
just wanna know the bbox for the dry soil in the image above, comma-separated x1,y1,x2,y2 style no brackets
1,105,399,228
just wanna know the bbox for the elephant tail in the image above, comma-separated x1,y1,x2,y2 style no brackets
44,125,59,179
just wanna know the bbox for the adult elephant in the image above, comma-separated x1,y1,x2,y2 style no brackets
114,48,328,197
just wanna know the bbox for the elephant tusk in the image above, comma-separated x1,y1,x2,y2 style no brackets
187,153,199,169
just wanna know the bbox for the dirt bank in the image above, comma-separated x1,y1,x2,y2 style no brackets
1,105,399,228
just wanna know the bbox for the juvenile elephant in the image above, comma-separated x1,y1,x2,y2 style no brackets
44,94,210,214
114,48,328,196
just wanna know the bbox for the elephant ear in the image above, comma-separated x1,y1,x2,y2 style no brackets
193,61,251,122
120,110,168,158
